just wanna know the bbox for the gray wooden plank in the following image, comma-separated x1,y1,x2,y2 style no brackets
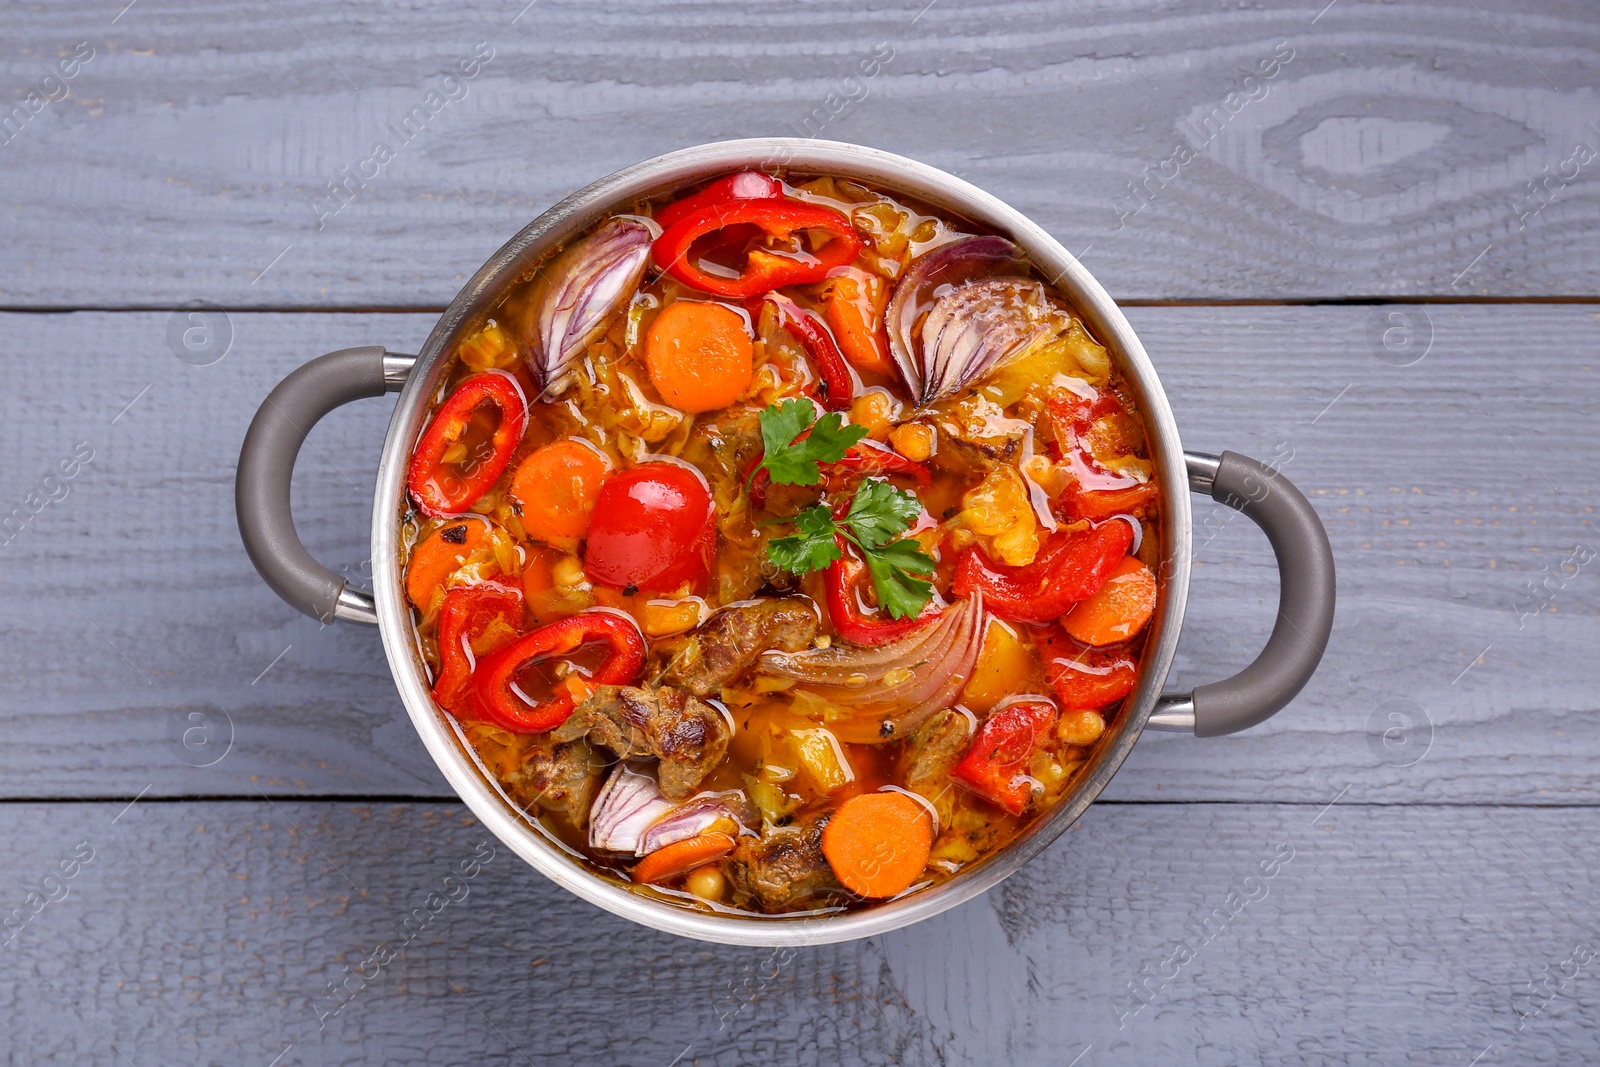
1,799,1597,1065
0,304,1595,803
1,0,1598,307
1112,300,1600,806
0,310,442,797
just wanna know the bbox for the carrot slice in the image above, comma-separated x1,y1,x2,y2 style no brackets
825,268,895,378
632,832,737,885
1061,555,1156,646
406,520,493,608
821,791,934,899
509,439,611,548
644,300,754,413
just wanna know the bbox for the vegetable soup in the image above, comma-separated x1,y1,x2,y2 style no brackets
401,171,1162,914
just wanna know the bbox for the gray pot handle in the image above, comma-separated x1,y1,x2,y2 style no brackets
1147,451,1336,736
235,346,415,625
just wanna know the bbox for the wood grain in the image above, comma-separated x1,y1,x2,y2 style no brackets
2,800,1596,1065
1,0,1597,307
3,3,1598,1062
0,304,1593,803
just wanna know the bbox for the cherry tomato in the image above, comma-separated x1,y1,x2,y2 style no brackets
583,462,716,594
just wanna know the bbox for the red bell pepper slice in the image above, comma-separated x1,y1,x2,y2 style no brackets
829,440,932,487
432,581,524,717
407,372,527,518
1040,629,1137,710
1046,389,1121,430
473,610,646,733
950,699,1058,816
763,292,856,410
1046,391,1158,521
825,539,940,646
950,520,1133,623
655,171,784,230
652,198,863,299
1060,480,1159,522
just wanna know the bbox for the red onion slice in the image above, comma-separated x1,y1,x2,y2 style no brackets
886,235,1035,405
919,277,1055,405
638,792,745,855
535,215,659,392
758,595,986,744
588,762,674,854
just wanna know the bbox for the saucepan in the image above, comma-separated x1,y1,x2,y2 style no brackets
235,139,1335,946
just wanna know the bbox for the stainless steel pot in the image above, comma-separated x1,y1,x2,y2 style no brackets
236,139,1335,946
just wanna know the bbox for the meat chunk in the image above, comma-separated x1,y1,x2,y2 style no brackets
552,684,730,800
727,816,842,911
659,598,818,696
899,709,972,803
501,737,603,819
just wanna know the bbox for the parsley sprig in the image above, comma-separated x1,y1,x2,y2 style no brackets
756,402,936,620
750,398,868,487
766,505,842,573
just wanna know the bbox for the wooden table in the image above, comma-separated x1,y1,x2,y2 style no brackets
3,2,1597,1063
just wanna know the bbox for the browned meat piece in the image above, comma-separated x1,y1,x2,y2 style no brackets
501,737,603,819
727,816,843,911
900,708,972,802
659,598,818,696
552,684,730,800
680,408,764,489
930,408,1024,478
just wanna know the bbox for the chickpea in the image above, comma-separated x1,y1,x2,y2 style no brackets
1057,709,1106,746
889,422,935,462
686,865,726,903
850,389,898,436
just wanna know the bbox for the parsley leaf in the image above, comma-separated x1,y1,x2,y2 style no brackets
844,478,936,620
755,399,868,487
844,478,924,549
765,504,842,575
859,538,937,620
757,399,814,470
763,476,937,621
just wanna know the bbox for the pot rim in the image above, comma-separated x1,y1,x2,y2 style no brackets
371,138,1193,946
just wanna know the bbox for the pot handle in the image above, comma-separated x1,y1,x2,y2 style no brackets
235,346,415,625
1146,451,1335,736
